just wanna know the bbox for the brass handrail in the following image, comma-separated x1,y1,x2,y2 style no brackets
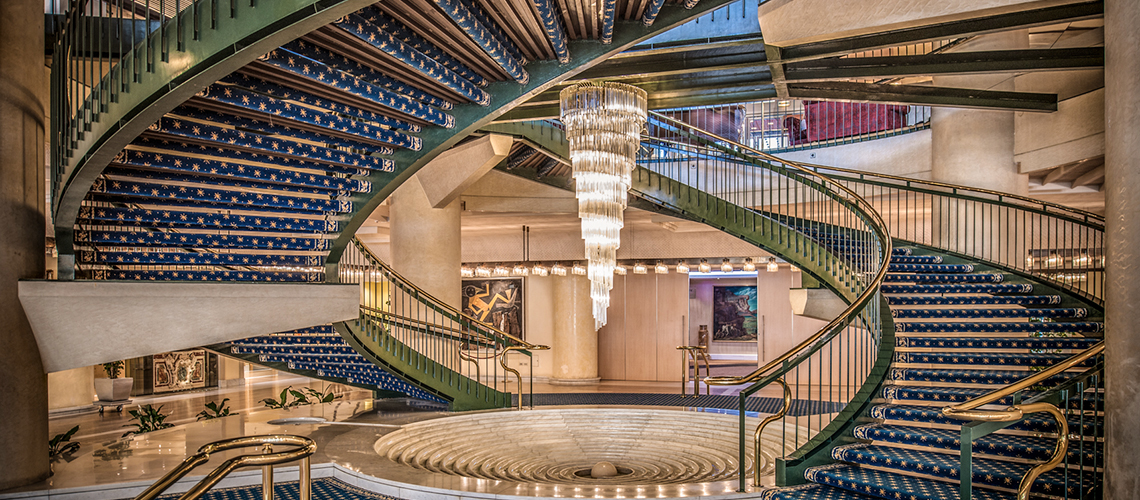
676,346,710,397
943,341,1104,500
644,112,893,388
349,239,540,350
500,345,550,410
752,378,791,486
133,435,316,500
944,341,1104,414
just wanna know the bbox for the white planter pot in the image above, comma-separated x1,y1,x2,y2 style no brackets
95,377,133,402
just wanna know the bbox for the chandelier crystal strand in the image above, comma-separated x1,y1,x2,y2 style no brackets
560,82,647,329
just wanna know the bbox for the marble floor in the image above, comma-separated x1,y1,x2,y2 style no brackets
13,373,824,500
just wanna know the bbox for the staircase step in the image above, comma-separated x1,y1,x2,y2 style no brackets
892,308,1088,319
880,385,1102,409
233,344,359,355
831,444,1095,497
890,255,943,264
869,404,1103,436
881,284,1033,294
888,367,1076,386
881,385,1027,405
897,336,1100,350
895,321,1103,334
887,295,1061,306
758,483,880,500
891,248,913,256
892,351,1095,368
804,464,1012,500
888,264,974,274
852,424,1100,465
885,273,1005,284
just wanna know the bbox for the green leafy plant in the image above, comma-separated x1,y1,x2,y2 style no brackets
260,386,341,409
102,360,125,378
261,386,302,409
123,404,174,437
196,398,234,421
304,387,339,404
49,425,80,458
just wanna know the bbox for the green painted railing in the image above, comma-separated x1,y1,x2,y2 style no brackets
335,238,546,411
783,161,1106,306
640,113,895,490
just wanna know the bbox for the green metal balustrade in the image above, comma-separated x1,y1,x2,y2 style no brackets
335,238,546,411
489,114,1105,497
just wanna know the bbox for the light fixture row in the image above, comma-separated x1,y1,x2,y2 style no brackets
461,258,800,278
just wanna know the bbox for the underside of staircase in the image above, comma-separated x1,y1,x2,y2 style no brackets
55,0,739,408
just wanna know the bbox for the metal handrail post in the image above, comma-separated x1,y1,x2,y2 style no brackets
261,444,273,500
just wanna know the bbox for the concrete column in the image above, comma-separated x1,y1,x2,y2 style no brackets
929,31,1029,265
47,366,94,411
0,0,49,489
550,275,599,385
1103,0,1140,497
930,30,1028,195
388,180,462,308
217,356,246,388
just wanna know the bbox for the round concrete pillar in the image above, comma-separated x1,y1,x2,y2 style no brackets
1104,0,1140,497
930,30,1028,195
929,31,1029,264
388,179,462,308
0,0,49,489
551,274,599,384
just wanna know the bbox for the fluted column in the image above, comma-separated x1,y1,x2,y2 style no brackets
1104,0,1140,497
0,0,49,489
551,274,599,384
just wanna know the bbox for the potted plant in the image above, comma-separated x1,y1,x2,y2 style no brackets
95,361,133,402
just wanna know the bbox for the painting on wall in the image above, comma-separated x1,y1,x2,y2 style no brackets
461,278,524,341
153,350,207,393
712,285,759,341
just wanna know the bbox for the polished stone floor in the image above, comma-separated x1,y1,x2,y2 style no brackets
9,373,824,500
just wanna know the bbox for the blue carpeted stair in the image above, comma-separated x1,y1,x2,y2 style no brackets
213,325,445,405
762,246,1103,500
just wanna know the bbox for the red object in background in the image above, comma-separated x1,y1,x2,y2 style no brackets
802,101,909,142
784,116,808,145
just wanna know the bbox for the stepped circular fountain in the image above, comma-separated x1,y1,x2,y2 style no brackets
371,408,800,487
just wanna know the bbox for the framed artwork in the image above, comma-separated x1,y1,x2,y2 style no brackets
712,285,759,341
153,349,207,393
461,278,524,340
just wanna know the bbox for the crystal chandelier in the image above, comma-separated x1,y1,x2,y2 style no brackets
560,82,647,329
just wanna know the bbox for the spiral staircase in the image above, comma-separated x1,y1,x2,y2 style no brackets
487,116,1105,499
48,2,1107,497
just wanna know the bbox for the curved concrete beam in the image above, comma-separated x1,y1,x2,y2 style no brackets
324,0,744,270
19,280,359,373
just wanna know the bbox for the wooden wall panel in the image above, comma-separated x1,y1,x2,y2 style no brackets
624,273,659,381
598,274,627,380
656,272,688,381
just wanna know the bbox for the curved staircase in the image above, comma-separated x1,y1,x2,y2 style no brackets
50,0,740,407
756,246,1104,500
492,115,1105,498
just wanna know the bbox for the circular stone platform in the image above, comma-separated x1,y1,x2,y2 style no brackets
374,408,789,486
